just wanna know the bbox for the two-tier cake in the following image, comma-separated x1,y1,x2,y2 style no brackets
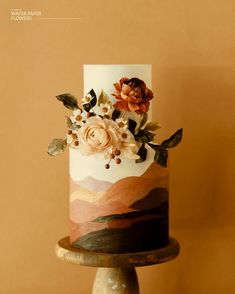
48,64,182,253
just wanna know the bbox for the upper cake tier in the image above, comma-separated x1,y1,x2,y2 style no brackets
70,64,154,183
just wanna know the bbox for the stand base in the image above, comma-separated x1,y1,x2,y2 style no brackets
55,237,180,294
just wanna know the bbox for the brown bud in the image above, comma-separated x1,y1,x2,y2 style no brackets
74,141,79,146
115,149,121,156
115,158,121,164
72,133,78,139
110,153,115,159
105,164,110,169
67,130,73,135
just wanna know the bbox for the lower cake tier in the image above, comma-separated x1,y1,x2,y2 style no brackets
70,201,169,253
69,162,169,253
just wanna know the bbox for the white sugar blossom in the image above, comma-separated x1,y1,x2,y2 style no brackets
119,129,139,160
96,103,112,116
115,118,128,130
82,95,92,104
70,109,86,126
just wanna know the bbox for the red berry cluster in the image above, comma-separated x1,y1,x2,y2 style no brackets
105,149,122,169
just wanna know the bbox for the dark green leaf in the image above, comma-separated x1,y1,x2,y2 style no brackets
135,129,155,143
147,143,162,150
98,90,111,106
154,148,168,167
65,116,80,131
83,89,97,112
144,122,161,132
47,138,67,156
83,103,90,112
136,143,147,163
65,116,72,128
139,113,148,129
128,119,137,135
112,109,121,120
161,128,183,148
89,89,96,100
56,93,78,110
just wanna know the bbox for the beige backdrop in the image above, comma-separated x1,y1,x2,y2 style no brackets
1,0,235,293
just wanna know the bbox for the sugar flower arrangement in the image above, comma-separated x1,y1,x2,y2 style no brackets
48,77,182,168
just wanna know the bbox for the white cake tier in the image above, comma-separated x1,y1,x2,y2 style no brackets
69,146,155,183
70,64,153,183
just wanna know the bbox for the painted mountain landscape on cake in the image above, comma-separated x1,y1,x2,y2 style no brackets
70,163,169,252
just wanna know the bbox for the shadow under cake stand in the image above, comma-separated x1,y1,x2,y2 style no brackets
56,237,179,293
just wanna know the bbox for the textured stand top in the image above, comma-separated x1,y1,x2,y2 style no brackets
55,236,180,268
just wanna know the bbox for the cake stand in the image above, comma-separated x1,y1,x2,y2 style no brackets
55,236,179,293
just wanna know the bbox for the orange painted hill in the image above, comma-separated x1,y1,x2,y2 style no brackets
99,163,168,207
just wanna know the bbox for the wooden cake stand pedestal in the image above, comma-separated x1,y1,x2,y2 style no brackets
55,236,180,294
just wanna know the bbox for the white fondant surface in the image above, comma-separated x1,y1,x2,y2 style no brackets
69,146,155,183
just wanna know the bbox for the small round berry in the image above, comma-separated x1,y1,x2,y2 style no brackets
105,164,110,169
67,130,73,135
72,133,78,139
115,149,121,156
115,158,121,164
74,141,79,146
110,153,115,159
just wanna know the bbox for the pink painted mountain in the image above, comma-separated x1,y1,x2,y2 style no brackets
70,162,169,242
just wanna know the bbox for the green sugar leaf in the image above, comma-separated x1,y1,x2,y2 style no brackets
56,93,78,110
65,116,73,128
47,138,67,156
154,147,168,167
161,128,183,148
98,90,112,106
65,116,80,131
144,122,161,132
148,142,161,150
128,119,137,135
139,113,148,129
136,143,147,163
135,129,155,143
83,89,97,112
112,109,121,120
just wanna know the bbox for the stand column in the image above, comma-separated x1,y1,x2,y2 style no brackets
93,267,139,294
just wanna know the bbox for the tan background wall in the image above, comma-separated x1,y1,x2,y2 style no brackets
1,0,235,293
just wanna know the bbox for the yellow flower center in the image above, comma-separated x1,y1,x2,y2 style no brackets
85,96,91,102
76,115,82,121
102,107,108,113
118,122,125,128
